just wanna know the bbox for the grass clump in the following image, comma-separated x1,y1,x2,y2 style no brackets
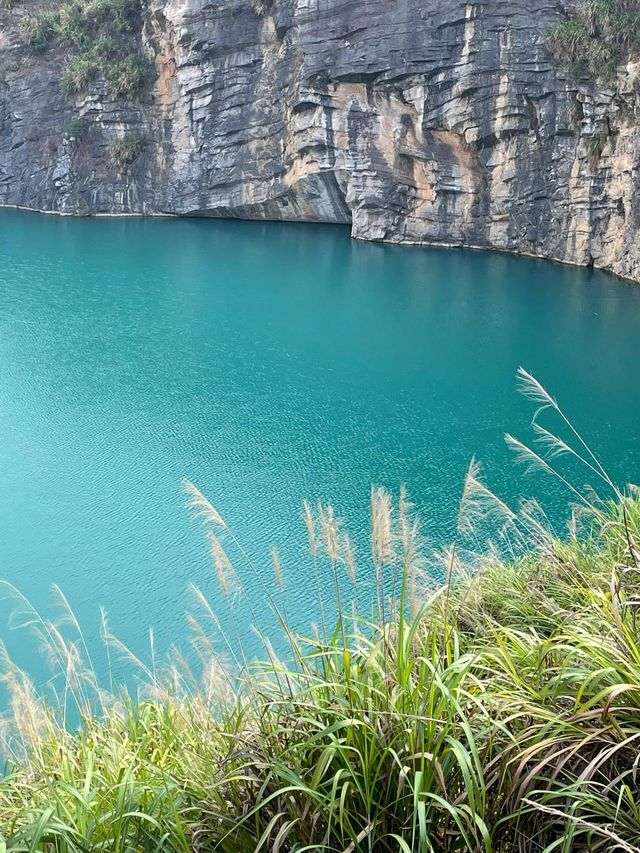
548,0,640,79
587,133,609,168
21,11,58,53
109,133,145,171
0,371,640,851
22,0,151,98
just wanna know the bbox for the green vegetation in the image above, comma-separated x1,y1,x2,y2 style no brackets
548,0,640,79
67,116,90,143
587,133,608,167
0,371,639,851
21,0,151,98
109,133,145,171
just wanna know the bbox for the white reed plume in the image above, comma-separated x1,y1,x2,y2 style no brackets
371,486,394,567
319,503,341,563
302,501,327,640
457,459,517,536
208,533,237,597
516,367,558,414
182,479,228,529
516,368,622,499
271,546,284,591
505,433,599,513
302,499,318,557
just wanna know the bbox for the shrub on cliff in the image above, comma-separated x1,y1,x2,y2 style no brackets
0,374,639,851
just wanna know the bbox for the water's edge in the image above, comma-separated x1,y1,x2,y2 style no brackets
1,203,633,284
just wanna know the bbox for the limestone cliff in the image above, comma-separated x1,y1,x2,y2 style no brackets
1,0,639,280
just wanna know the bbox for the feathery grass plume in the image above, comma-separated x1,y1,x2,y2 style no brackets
184,479,292,650
99,605,115,697
371,486,393,567
505,432,557,477
437,458,492,656
271,546,283,591
318,502,340,563
505,432,601,514
517,497,555,546
398,483,412,525
302,499,327,640
318,502,349,652
188,584,230,644
516,366,559,414
208,533,236,597
0,640,51,763
517,367,622,501
399,510,420,571
187,583,247,674
182,478,228,529
302,499,317,557
433,543,462,588
100,621,159,691
199,657,231,707
441,457,489,587
457,457,517,537
51,583,101,701
371,486,394,627
0,582,105,725
531,421,573,459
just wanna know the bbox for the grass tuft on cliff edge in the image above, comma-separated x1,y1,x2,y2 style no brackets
21,0,152,99
549,0,640,79
1,372,640,852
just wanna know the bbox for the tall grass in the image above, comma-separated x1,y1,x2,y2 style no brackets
0,371,639,851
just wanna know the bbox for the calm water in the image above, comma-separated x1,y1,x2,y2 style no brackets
1,210,639,675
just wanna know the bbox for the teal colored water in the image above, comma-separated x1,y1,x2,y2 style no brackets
0,209,639,673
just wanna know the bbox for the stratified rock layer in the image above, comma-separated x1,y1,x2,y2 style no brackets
1,0,639,279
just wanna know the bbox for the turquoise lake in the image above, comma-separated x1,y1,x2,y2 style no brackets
1,209,639,675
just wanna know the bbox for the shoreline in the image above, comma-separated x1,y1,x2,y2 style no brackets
1,201,635,285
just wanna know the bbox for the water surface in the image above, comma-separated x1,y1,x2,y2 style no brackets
0,211,639,673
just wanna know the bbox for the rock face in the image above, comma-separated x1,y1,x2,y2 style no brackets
1,0,640,280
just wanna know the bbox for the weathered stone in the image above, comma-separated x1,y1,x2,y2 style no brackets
1,0,639,280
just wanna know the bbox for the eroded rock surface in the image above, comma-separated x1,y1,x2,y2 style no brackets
1,0,639,280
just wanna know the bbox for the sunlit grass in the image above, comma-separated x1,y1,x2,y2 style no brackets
0,371,639,851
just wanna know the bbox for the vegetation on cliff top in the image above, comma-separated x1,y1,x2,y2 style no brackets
21,0,151,99
548,0,640,79
1,373,639,851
